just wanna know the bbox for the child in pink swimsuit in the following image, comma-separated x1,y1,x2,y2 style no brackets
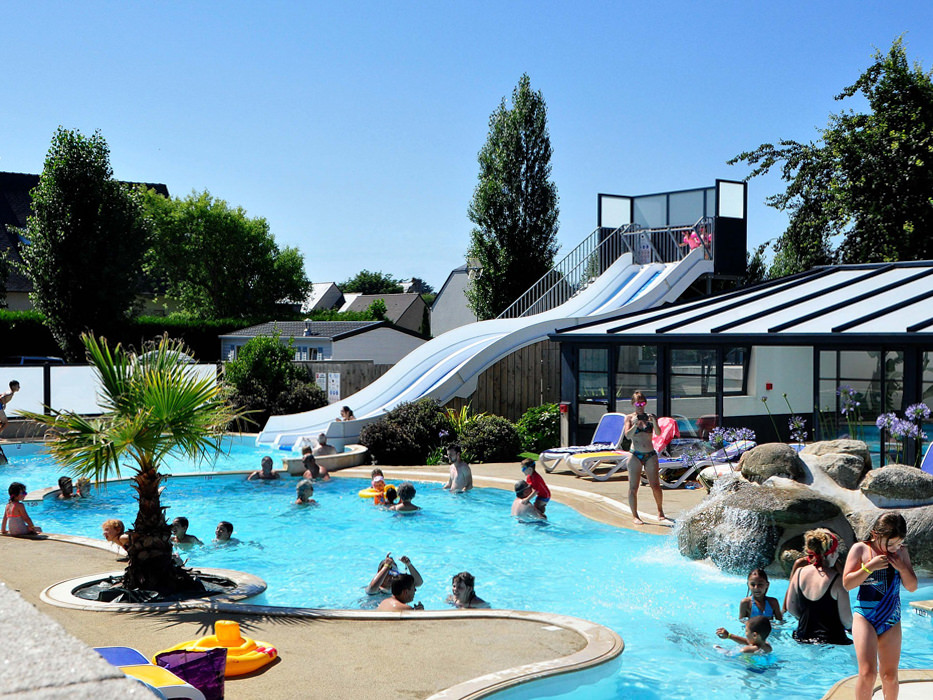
2,482,41,536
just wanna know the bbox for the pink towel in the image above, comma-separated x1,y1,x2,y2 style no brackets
652,417,680,453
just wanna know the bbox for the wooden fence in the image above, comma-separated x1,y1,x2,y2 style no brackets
446,340,561,421
296,361,392,400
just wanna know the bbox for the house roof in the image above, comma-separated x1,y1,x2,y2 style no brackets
220,320,428,341
554,261,933,346
340,293,424,323
0,171,169,294
433,264,469,308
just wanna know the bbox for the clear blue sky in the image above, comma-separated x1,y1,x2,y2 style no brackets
3,2,932,291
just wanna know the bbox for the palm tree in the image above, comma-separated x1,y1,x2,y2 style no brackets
21,333,245,594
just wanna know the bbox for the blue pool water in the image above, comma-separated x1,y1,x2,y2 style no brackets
4,452,933,699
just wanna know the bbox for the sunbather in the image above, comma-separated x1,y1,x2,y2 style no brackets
624,391,672,526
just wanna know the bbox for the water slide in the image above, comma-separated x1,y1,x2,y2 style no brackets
257,248,712,451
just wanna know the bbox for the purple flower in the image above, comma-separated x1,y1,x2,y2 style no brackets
439,429,450,440
876,412,897,430
890,418,915,441
905,403,931,421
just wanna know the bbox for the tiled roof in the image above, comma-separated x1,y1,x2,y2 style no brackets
221,320,382,339
342,294,423,323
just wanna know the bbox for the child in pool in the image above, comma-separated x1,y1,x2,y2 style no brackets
370,469,387,505
843,511,918,700
366,553,423,595
75,477,91,498
101,518,130,547
382,484,398,507
520,458,550,516
295,479,317,505
739,569,783,622
716,615,772,654
2,482,41,536
301,446,330,480
390,482,420,513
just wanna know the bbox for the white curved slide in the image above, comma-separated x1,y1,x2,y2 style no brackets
258,249,712,451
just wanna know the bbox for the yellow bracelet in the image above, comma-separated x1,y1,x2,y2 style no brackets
861,563,872,574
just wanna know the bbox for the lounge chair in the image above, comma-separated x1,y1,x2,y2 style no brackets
564,417,685,482
539,412,627,474
694,440,758,491
95,646,207,700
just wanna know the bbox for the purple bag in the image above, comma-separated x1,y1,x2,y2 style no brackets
155,648,227,700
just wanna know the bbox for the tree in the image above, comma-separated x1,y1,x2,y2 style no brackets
142,190,311,319
20,334,244,594
20,128,151,360
730,39,933,276
467,74,560,319
224,334,327,429
339,269,403,294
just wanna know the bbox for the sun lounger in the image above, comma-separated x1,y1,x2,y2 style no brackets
539,412,627,473
564,450,630,480
95,646,206,700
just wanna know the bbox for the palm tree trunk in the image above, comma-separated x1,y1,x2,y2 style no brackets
123,466,202,595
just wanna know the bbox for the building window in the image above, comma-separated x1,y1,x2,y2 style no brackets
577,347,609,432
615,345,658,414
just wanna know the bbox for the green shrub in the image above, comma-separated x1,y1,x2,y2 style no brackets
359,420,424,466
460,415,521,463
359,398,447,465
224,334,324,428
516,403,560,453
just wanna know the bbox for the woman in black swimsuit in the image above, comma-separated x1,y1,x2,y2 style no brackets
787,529,852,645
623,391,670,526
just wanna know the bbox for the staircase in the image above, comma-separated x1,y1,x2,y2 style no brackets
497,218,714,319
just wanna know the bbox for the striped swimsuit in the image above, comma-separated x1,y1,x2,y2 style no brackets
854,563,901,636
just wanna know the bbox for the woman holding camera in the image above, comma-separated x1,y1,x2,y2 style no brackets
624,391,672,526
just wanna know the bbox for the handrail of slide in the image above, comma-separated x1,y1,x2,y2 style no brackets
257,247,712,451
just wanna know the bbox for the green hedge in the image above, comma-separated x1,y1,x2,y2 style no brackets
0,310,246,362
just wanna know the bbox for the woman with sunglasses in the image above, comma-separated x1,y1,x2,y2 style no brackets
623,391,671,525
787,529,852,645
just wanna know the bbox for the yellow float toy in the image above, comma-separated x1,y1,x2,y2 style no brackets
359,484,394,498
155,620,277,677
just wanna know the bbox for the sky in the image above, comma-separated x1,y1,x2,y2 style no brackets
3,1,933,292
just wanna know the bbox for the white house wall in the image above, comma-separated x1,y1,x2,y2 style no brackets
432,270,477,336
331,328,425,364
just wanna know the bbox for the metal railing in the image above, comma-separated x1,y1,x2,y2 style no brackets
497,217,714,319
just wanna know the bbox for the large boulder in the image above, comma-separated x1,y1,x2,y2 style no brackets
677,477,842,574
806,452,870,490
739,443,806,483
802,439,872,471
859,466,933,507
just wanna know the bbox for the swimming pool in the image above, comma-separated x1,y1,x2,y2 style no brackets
13,469,933,700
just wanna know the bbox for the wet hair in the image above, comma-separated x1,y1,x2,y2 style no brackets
452,571,475,589
747,568,769,582
260,456,274,471
632,390,647,404
514,479,531,496
172,516,189,529
341,406,354,417
867,511,907,543
302,452,320,479
397,482,416,501
804,529,839,568
102,519,125,537
217,521,233,535
371,468,384,479
58,476,73,492
8,482,26,501
9,380,19,389
383,485,398,504
746,615,772,640
390,573,415,597
296,479,315,499
520,458,536,471
318,432,327,442
301,445,313,456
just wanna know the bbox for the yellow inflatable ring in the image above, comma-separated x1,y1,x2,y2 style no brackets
155,620,277,677
359,484,394,498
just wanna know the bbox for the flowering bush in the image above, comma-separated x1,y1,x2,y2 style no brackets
876,402,930,465
788,415,809,444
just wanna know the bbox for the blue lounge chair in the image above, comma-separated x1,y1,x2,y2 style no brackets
921,442,933,477
94,646,206,700
539,412,627,474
